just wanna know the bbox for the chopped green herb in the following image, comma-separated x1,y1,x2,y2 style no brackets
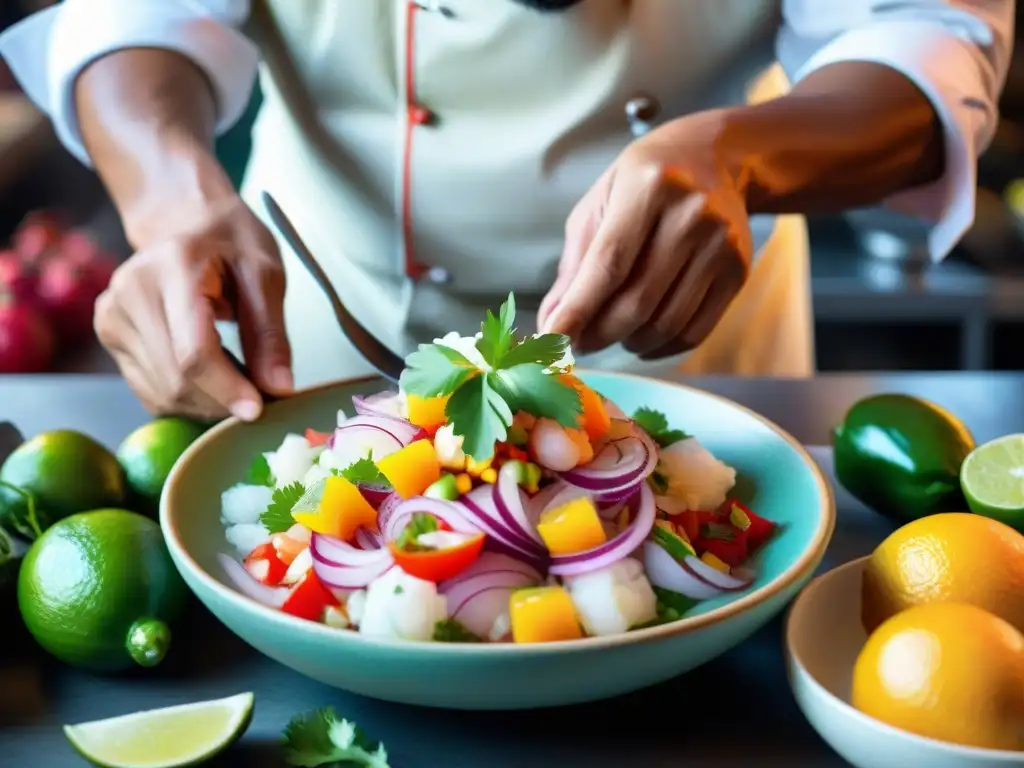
401,293,581,461
259,482,305,534
282,706,390,768
246,454,275,487
651,524,696,561
654,586,699,623
632,407,690,448
394,513,439,551
433,619,484,643
331,456,391,488
648,469,670,495
701,522,736,542
393,585,404,595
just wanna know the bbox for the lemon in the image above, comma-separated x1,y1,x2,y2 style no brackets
861,512,1024,635
117,418,207,516
961,433,1024,532
18,509,186,671
852,603,1024,750
64,692,254,768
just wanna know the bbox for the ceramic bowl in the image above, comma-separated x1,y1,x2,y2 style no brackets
162,372,834,710
785,557,1024,768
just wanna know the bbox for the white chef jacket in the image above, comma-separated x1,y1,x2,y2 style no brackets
0,1,1013,386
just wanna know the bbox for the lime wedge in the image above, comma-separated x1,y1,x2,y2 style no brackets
63,692,254,768
960,434,1024,532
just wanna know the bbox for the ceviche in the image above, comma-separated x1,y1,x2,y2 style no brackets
219,295,776,644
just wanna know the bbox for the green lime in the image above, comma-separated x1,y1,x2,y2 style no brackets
0,430,126,537
117,418,207,516
960,434,1024,532
64,692,254,768
17,508,187,672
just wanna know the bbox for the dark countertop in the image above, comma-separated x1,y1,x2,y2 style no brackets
2,372,1023,768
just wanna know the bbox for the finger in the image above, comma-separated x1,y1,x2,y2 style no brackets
94,290,166,406
578,193,707,351
639,271,741,359
233,264,292,397
543,164,664,342
164,244,264,420
623,224,725,356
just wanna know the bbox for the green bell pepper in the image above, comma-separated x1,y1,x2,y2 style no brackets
832,394,975,525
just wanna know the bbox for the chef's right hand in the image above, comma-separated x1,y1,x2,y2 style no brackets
94,195,292,421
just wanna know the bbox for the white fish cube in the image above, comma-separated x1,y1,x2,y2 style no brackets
657,438,736,513
564,558,657,637
225,522,272,556
220,483,274,525
358,567,448,642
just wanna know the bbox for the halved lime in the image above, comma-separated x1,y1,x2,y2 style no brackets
63,692,254,768
960,434,1024,532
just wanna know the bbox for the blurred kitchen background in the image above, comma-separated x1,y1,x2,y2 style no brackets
0,1,1022,375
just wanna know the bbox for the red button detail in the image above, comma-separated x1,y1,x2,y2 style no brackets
409,105,436,126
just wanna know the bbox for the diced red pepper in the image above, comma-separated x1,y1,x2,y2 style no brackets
388,533,485,582
730,501,776,554
675,510,717,544
281,569,339,621
244,542,289,586
305,428,330,447
694,524,749,569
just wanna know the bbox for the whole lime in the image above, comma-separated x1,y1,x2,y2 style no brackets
0,430,126,536
18,508,187,672
117,418,207,516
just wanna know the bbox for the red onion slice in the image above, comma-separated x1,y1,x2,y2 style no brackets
598,500,626,522
679,554,753,592
438,553,541,594
313,556,395,590
560,427,658,492
493,470,544,546
357,484,392,509
354,526,383,550
548,483,656,576
641,542,723,600
352,390,404,418
461,486,546,559
326,424,404,461
381,496,480,541
331,414,422,449
218,553,289,608
312,533,391,566
438,553,543,638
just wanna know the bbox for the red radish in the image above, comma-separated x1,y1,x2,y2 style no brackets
58,230,117,293
0,292,55,373
13,211,64,264
0,250,39,304
35,256,102,345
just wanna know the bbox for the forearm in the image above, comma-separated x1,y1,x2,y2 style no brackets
76,49,233,247
728,61,945,216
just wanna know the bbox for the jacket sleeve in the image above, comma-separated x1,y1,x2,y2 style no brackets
0,0,258,165
777,0,1014,261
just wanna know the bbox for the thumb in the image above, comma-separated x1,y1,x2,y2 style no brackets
234,254,293,394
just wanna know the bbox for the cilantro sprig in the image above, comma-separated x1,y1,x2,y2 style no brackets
331,456,391,488
259,482,305,534
246,454,275,487
433,618,484,643
400,293,581,460
632,407,690,448
282,707,390,768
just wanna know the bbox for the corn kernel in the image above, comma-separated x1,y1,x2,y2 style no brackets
701,551,730,574
465,456,493,476
480,468,498,484
729,504,751,531
455,473,473,495
510,586,583,643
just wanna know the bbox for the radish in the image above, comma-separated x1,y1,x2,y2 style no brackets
0,291,55,373
13,210,64,264
0,249,39,304
36,256,102,345
59,231,116,293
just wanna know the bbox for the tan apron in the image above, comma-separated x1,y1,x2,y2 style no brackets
222,1,814,387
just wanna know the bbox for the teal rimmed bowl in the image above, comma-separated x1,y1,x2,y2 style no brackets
161,372,835,710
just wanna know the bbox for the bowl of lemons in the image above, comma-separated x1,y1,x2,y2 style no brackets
785,513,1024,768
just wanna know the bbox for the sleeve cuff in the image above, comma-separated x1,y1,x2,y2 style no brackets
793,21,993,263
1,2,258,166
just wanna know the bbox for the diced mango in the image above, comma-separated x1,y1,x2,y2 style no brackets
536,497,607,556
292,476,377,540
377,439,442,498
561,374,611,441
701,551,731,574
565,428,594,465
510,587,583,643
406,394,449,428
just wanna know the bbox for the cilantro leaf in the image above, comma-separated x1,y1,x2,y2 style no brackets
259,481,305,534
445,373,512,460
476,293,517,367
433,618,484,643
632,586,700,628
499,332,570,370
282,707,390,768
399,343,477,398
491,365,581,428
632,407,690,448
332,457,390,488
246,454,274,487
394,512,439,551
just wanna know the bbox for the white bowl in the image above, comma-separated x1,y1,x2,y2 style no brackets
785,557,1024,768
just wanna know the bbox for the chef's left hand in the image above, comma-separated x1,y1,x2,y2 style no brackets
538,111,753,358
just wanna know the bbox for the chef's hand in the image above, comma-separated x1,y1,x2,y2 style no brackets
94,194,292,421
539,111,753,358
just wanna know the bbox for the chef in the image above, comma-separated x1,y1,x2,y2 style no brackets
0,1,1012,420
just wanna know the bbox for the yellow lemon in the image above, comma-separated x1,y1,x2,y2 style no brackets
852,603,1024,750
861,513,1024,635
